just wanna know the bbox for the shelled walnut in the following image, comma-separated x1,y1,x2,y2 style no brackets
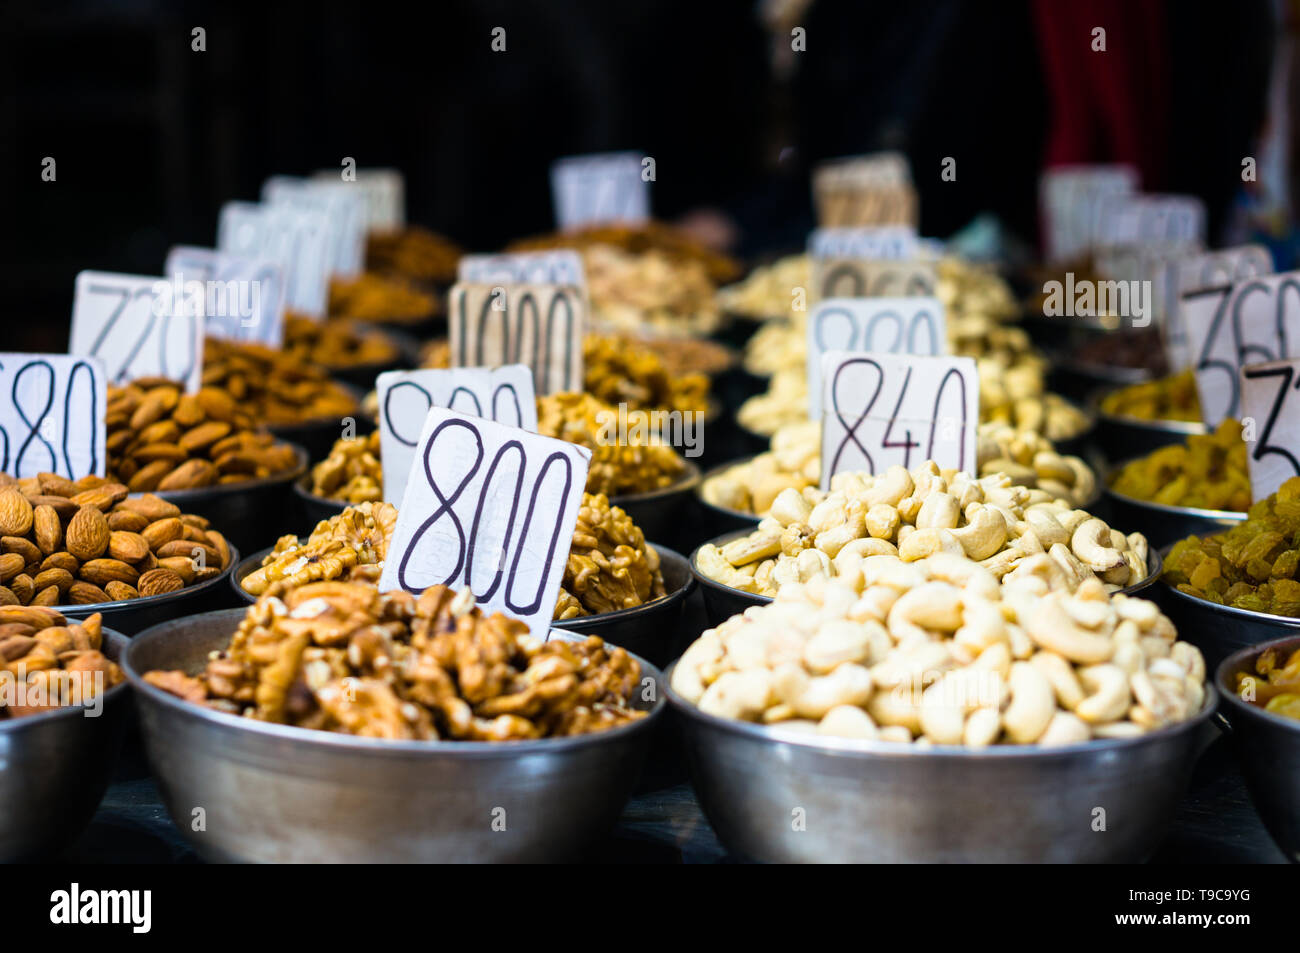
284,314,398,369
308,431,383,503
556,493,666,619
240,502,398,596
0,610,123,719
203,337,360,425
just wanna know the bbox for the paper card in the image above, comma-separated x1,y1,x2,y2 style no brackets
0,354,106,480
550,151,649,230
263,176,366,278
807,226,919,260
1182,269,1300,425
448,283,586,395
820,351,978,488
164,246,286,347
313,168,405,231
807,297,947,419
814,181,917,228
378,407,591,633
376,366,538,505
811,257,937,301
813,153,912,188
217,201,331,318
1161,245,1273,371
458,250,586,286
69,271,204,391
1240,358,1300,501
1038,164,1139,263
1094,193,1206,249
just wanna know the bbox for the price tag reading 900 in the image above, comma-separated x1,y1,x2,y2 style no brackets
819,351,978,489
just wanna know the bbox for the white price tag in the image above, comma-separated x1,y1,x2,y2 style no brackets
1162,245,1273,371
1094,193,1206,248
1240,358,1300,501
812,154,917,227
807,297,947,419
69,271,203,391
813,153,912,188
811,257,936,301
448,283,585,395
808,226,919,260
0,354,106,480
164,246,286,347
378,407,590,634
458,250,586,286
1039,164,1138,263
263,176,366,278
820,351,977,488
313,168,405,231
550,151,649,230
218,201,331,318
376,366,537,505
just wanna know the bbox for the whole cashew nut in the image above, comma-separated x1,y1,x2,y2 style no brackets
1003,661,1055,743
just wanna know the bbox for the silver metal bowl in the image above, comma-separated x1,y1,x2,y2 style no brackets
691,527,1165,629
155,442,309,554
1215,636,1300,863
665,667,1217,862
1093,405,1206,466
291,473,349,529
0,628,131,861
1104,468,1246,549
609,460,702,551
123,608,665,863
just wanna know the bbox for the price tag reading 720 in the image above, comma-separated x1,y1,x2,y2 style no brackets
819,351,977,489
378,407,590,634
1240,359,1300,502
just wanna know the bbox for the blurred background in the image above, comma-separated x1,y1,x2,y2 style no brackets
1,0,1292,349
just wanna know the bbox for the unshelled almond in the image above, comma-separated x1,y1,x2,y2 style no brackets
9,574,33,604
106,510,150,533
32,586,59,606
40,552,79,575
116,494,181,522
127,460,174,492
70,483,128,512
36,472,78,497
104,581,139,601
156,459,219,491
108,531,150,563
27,494,77,520
0,605,62,629
0,587,18,607
2,537,41,567
78,559,139,587
0,491,34,537
33,505,63,555
66,506,110,561
137,568,184,597
156,539,219,568
157,556,197,584
69,581,110,604
31,568,72,595
141,517,184,549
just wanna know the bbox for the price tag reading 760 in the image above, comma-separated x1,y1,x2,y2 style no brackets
1240,358,1300,502
819,351,977,489
378,407,590,634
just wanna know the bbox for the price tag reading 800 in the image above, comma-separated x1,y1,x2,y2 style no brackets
819,351,978,489
378,407,590,634
0,354,106,480
376,365,537,504
806,297,947,419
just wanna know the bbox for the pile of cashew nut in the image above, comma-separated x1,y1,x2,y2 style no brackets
671,560,1207,746
695,461,1149,596
702,421,1097,517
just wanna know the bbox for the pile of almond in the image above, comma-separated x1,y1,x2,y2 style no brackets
107,379,301,492
0,474,232,606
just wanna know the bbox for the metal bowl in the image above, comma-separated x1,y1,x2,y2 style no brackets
123,609,664,862
1048,357,1154,405
0,628,131,861
1215,636,1300,862
1093,405,1206,466
1104,466,1246,549
665,668,1217,862
155,442,309,553
58,543,241,636
553,544,696,667
691,528,1165,630
609,460,702,552
291,473,349,528
693,456,765,538
268,388,373,462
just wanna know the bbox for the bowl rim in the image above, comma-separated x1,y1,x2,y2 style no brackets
313,322,415,374
153,442,310,503
291,472,358,512
553,543,696,628
1157,543,1300,627
1215,634,1300,733
57,542,241,617
122,608,665,756
663,658,1218,759
1091,394,1207,436
694,454,767,525
1103,457,1249,522
0,628,131,732
607,458,702,505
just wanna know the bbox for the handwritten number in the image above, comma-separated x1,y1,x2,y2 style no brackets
829,358,882,475
1244,365,1300,478
397,419,483,591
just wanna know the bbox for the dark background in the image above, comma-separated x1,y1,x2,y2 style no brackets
0,0,1281,350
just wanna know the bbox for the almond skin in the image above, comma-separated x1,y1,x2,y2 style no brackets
33,505,63,555
108,531,150,564
0,491,34,537
137,568,185,597
66,506,111,561
141,517,184,550
78,559,139,587
68,581,111,604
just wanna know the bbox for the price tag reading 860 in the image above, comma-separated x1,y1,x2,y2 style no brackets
378,407,590,634
0,354,106,480
376,365,537,504
806,297,947,418
819,351,978,489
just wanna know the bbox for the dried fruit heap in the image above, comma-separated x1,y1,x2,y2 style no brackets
203,338,360,424
145,581,647,740
1111,418,1249,512
0,477,231,605
284,314,397,368
1234,644,1300,721
241,502,397,596
328,272,437,324
308,431,383,503
0,609,123,719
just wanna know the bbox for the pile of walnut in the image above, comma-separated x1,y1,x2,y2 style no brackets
0,609,123,719
672,563,1206,745
308,431,382,503
241,502,398,597
145,582,646,740
0,477,230,605
203,337,360,425
557,493,666,619
703,421,1096,517
696,462,1148,597
284,314,397,369
536,392,686,496
108,379,301,491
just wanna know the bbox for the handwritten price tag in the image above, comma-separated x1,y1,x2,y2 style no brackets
1183,269,1300,425
1094,193,1206,248
808,226,918,260
458,250,585,286
1240,358,1300,501
0,354,105,480
551,152,649,230
69,271,203,391
376,366,537,505
263,176,366,278
448,283,585,395
811,257,936,301
1162,246,1273,372
313,167,405,231
218,201,331,318
164,246,286,347
819,351,977,488
813,154,916,227
378,407,590,633
806,297,947,419
1038,164,1139,263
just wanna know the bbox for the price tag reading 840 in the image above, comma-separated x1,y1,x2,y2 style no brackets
806,297,947,419
69,271,203,391
448,283,585,394
1239,358,1300,502
376,366,537,505
819,351,977,489
378,407,591,634
0,354,106,480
